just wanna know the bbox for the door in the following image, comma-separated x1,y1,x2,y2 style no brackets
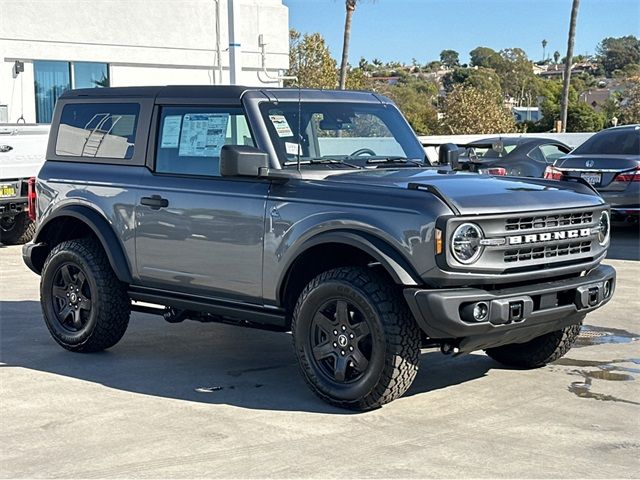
135,105,269,303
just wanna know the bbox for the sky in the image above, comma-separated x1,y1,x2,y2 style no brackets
283,0,640,64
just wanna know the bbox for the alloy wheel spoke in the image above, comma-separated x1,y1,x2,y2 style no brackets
75,271,87,289
52,286,67,299
312,341,334,361
313,311,336,334
351,321,370,341
333,355,349,382
72,308,83,329
59,304,73,324
60,265,73,286
79,298,92,312
335,300,349,324
349,348,369,372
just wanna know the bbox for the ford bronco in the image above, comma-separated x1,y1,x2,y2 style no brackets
23,86,615,410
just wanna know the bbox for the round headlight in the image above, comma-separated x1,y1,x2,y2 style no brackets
598,211,610,246
451,223,484,264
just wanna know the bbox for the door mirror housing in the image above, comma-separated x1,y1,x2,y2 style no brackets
438,143,460,170
220,145,270,177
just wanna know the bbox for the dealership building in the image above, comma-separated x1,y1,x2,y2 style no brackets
0,0,289,124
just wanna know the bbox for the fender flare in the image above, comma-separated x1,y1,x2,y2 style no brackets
33,205,133,284
277,229,421,304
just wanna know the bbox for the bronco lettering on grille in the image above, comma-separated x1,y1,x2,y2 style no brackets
508,228,591,245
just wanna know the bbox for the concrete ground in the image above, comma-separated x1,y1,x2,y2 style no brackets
1,227,638,478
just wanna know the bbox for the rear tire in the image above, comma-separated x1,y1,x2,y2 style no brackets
0,212,35,245
485,323,582,368
292,267,420,410
40,238,130,352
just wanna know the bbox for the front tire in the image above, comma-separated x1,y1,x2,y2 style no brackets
485,322,582,368
40,238,130,352
292,267,420,410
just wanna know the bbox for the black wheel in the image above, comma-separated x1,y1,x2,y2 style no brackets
292,267,420,410
485,322,583,369
40,238,130,352
0,212,35,245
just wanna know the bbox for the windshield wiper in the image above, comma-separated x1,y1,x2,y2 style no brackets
365,156,423,166
283,158,363,169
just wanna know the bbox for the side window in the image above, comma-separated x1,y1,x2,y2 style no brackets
538,144,570,162
527,146,546,162
155,107,254,176
56,103,139,159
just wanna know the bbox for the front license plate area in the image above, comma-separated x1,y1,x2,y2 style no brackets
580,172,601,186
0,185,17,198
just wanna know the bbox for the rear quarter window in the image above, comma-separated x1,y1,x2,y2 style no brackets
55,103,140,159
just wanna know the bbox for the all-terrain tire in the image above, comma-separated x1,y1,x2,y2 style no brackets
485,322,583,369
292,267,421,410
0,212,36,245
40,238,130,352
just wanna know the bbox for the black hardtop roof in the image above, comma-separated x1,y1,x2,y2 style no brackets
60,85,386,104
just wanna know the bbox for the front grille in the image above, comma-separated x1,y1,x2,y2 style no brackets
505,211,593,231
504,241,592,263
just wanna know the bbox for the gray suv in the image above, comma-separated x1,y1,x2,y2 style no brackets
23,86,616,410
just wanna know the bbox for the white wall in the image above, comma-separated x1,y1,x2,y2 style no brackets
0,0,289,123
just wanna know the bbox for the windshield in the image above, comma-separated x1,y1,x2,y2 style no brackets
459,144,518,161
259,101,426,168
572,128,640,156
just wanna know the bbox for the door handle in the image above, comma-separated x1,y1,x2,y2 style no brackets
140,195,169,210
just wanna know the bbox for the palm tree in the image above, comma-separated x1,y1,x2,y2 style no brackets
553,50,561,64
560,0,580,132
542,39,548,61
339,0,358,89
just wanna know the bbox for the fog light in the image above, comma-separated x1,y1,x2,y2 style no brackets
473,302,489,321
604,280,612,298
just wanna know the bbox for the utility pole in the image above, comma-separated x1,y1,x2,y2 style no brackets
227,0,242,85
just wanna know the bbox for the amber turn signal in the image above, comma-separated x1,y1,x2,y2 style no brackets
435,228,443,255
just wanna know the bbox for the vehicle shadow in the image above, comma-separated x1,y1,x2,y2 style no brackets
607,224,639,261
0,300,495,414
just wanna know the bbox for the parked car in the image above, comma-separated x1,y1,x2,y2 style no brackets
545,125,640,222
458,137,572,177
23,86,615,410
0,124,48,244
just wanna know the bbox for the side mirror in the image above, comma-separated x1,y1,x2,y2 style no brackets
220,145,270,177
438,143,460,170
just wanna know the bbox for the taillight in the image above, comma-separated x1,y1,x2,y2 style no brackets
27,177,37,221
614,167,640,182
479,167,507,176
544,166,564,180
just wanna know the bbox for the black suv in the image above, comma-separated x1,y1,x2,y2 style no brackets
23,86,615,410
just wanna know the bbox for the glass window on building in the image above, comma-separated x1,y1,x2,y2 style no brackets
73,62,109,89
33,61,109,123
34,61,71,124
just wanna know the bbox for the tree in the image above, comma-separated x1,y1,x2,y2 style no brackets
542,39,548,61
560,0,580,133
597,35,640,76
441,85,516,134
442,67,501,95
554,50,561,64
439,49,460,68
339,0,357,90
378,79,439,134
619,77,640,124
287,29,337,89
469,46,501,69
344,67,370,90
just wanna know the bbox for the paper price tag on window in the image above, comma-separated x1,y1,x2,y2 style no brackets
285,142,301,156
160,115,182,148
269,115,294,137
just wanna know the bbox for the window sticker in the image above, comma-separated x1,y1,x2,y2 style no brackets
285,141,301,156
160,115,182,148
269,114,294,137
179,113,229,157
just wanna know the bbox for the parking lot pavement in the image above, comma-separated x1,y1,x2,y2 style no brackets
1,240,639,479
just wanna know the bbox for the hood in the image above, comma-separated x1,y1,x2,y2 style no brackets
320,168,604,215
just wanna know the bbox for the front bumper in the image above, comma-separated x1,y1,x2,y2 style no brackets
404,264,616,353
